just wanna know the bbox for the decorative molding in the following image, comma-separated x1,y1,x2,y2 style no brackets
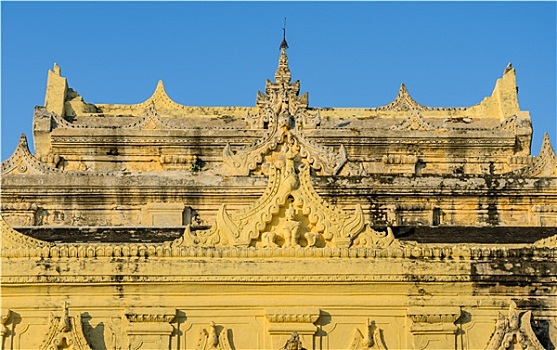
265,309,320,325
125,309,176,324
407,307,461,325
390,111,447,132
3,266,556,285
39,301,92,350
382,154,418,165
195,322,233,350
485,301,546,350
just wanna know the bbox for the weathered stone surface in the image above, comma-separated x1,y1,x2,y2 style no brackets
1,39,556,349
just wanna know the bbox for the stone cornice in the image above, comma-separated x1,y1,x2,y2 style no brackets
407,307,461,324
265,308,320,324
125,308,176,323
2,227,556,260
3,272,555,286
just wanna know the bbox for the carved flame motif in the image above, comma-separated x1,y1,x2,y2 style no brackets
39,302,92,350
348,321,387,350
485,301,546,350
222,43,343,176
188,143,364,248
195,322,233,350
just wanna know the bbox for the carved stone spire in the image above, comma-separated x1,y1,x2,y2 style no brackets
275,39,291,84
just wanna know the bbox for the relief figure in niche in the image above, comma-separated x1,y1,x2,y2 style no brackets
280,207,301,247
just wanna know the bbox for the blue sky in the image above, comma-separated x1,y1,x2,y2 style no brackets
2,2,556,161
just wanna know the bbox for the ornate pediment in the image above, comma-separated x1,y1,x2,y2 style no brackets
186,143,363,248
377,84,431,112
485,301,546,350
1,134,63,176
40,302,92,350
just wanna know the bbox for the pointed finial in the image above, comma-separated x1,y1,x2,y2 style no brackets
504,62,513,75
280,17,288,50
275,19,292,84
53,63,61,75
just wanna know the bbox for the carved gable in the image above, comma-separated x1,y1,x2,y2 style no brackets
1,134,62,176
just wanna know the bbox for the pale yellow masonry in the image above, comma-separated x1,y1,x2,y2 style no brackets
1,42,556,349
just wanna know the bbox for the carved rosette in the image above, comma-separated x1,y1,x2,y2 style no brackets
485,302,546,350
